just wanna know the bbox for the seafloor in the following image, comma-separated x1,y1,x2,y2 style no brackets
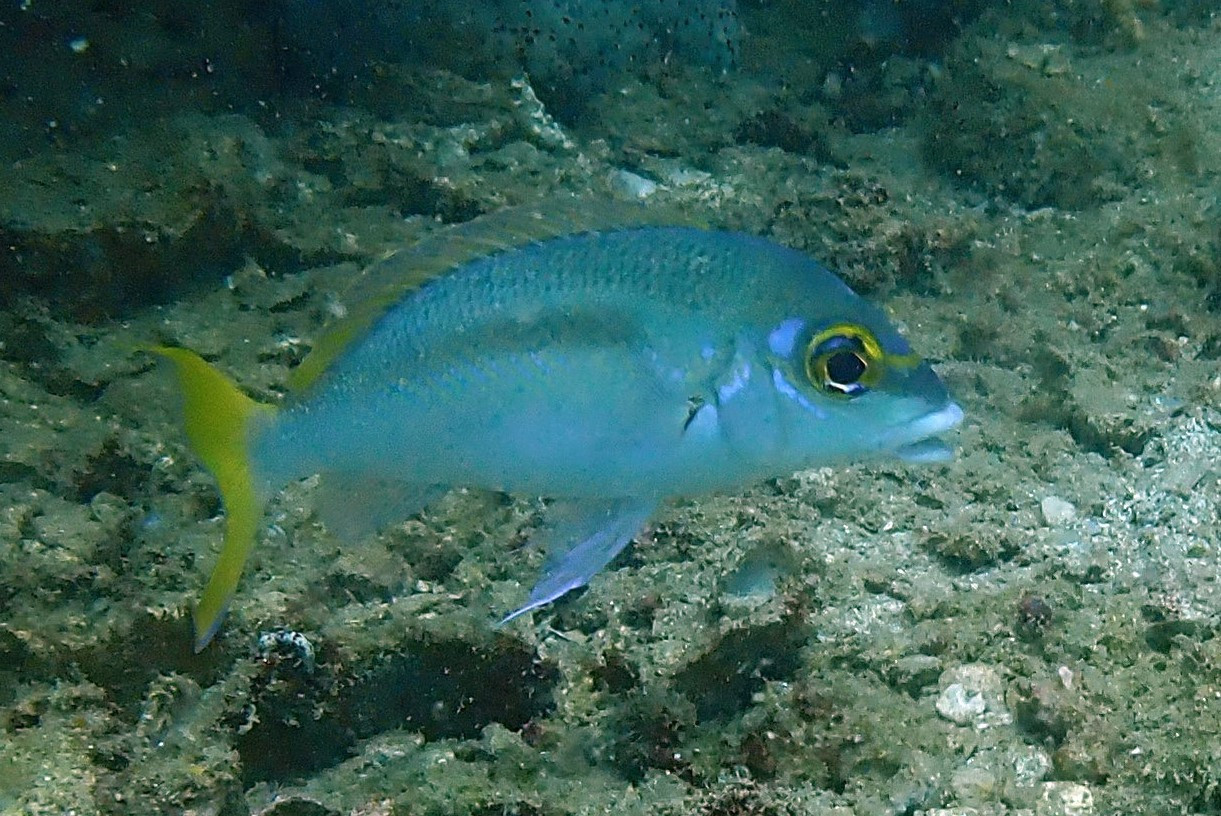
1,1,1220,815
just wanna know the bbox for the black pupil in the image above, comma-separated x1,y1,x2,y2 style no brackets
826,350,866,385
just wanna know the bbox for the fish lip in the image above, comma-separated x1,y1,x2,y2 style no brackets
882,401,964,452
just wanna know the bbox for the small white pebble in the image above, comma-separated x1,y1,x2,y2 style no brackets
1038,782,1094,816
936,683,986,725
1012,746,1053,784
607,169,658,200
1041,495,1077,526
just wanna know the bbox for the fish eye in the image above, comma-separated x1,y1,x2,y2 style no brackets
805,324,884,397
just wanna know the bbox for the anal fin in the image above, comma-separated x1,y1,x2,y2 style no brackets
316,472,444,540
500,498,654,624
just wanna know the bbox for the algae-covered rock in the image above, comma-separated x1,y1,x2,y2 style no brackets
3,2,1221,815
921,18,1206,210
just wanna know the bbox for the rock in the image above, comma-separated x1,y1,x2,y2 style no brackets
935,664,1011,727
1037,782,1094,816
1040,496,1077,526
936,682,986,725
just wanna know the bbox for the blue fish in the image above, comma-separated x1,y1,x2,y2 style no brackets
154,206,961,650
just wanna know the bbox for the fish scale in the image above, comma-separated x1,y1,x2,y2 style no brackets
308,231,724,413
267,231,756,490
153,215,962,649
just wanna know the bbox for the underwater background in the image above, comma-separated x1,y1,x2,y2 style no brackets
1,0,1220,814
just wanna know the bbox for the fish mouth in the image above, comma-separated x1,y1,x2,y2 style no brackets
885,401,964,463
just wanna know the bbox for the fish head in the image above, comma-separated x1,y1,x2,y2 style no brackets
763,300,962,467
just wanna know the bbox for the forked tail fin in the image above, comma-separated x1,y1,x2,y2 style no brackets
148,347,276,651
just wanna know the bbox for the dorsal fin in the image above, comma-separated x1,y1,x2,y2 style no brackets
287,196,702,392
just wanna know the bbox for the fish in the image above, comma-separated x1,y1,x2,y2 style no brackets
152,203,962,651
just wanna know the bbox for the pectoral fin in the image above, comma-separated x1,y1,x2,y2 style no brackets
500,498,654,624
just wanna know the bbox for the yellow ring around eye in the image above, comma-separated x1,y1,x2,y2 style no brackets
804,323,923,396
810,323,883,361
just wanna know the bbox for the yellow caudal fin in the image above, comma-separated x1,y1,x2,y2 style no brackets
148,347,276,651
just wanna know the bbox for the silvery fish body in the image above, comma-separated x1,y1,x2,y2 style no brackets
158,221,962,647
256,227,957,497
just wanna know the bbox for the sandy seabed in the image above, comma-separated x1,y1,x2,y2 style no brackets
1,2,1219,814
